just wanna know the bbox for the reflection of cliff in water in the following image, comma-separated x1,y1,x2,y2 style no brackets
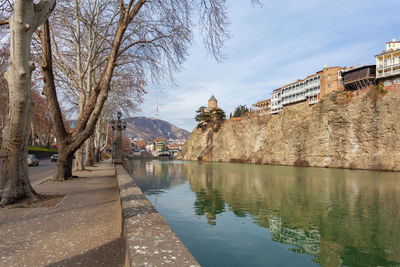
182,162,400,266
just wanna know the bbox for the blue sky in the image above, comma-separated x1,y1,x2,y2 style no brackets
138,0,400,131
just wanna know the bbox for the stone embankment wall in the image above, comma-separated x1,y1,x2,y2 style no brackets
178,87,400,171
115,164,199,266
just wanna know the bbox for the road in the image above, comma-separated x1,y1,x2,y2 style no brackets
28,158,56,185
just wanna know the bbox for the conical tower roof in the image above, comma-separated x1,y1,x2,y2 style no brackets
209,95,217,101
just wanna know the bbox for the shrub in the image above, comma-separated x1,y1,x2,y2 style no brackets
368,84,387,105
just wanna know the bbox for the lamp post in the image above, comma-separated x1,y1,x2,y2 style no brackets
111,119,115,164
113,111,127,164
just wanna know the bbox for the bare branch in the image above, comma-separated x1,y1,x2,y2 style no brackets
0,20,9,27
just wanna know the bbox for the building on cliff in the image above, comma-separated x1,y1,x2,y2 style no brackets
207,95,218,110
269,67,344,114
252,99,271,115
256,39,400,116
201,95,219,116
339,65,376,90
271,88,283,114
376,38,400,88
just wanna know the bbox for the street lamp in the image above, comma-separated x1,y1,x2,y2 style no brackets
111,119,116,164
113,111,128,164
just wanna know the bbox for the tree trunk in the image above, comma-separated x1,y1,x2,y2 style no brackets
84,135,95,166
0,0,56,206
39,1,145,180
30,121,35,146
0,121,40,205
95,147,101,162
55,150,73,180
74,146,84,170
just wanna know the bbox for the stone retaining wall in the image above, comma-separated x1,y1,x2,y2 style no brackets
115,164,200,266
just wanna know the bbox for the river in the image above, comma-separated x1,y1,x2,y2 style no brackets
125,159,400,267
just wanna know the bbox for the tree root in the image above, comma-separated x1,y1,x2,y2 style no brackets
0,191,43,207
0,196,14,207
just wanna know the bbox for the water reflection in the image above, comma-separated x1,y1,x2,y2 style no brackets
126,160,400,266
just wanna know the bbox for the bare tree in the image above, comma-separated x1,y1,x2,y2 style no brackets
38,0,259,181
0,0,56,206
90,70,145,164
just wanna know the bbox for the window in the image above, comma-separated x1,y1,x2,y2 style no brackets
328,84,331,89
328,74,331,80
384,59,387,66
395,78,400,84
384,80,392,86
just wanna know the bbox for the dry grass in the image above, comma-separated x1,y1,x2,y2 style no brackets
368,84,388,105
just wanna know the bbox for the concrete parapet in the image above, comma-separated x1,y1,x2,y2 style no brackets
115,165,200,266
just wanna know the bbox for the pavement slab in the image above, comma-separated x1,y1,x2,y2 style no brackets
0,161,122,267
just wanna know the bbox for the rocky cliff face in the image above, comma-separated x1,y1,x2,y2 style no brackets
177,87,400,171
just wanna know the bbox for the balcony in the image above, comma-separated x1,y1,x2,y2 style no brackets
305,89,319,97
270,108,282,114
376,68,400,78
377,62,400,70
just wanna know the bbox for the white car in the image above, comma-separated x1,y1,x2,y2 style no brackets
51,154,58,162
27,154,39,166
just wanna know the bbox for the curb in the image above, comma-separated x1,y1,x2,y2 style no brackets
115,164,200,267
32,176,52,186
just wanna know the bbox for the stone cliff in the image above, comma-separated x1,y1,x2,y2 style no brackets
177,87,400,171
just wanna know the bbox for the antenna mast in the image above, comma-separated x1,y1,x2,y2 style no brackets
156,96,159,120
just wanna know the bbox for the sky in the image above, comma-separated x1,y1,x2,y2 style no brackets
138,0,400,132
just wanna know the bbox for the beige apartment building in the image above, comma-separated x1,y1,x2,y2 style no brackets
268,67,344,114
252,99,271,114
376,39,400,87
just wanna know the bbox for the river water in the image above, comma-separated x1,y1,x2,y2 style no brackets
126,159,400,267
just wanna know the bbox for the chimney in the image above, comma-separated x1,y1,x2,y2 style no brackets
392,38,396,42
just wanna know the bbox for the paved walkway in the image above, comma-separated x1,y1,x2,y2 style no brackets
0,161,122,266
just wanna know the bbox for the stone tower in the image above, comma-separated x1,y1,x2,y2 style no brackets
208,95,217,109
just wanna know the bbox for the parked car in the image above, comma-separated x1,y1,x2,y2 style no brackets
27,154,39,166
51,154,58,162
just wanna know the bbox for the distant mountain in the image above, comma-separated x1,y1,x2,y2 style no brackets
123,117,190,141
